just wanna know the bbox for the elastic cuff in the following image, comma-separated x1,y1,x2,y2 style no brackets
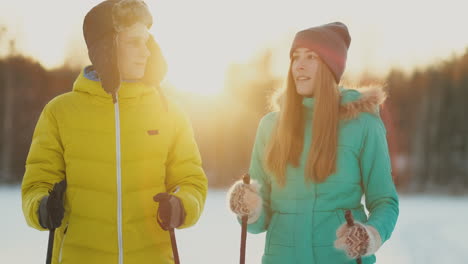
246,206,262,224
174,195,186,228
364,225,382,256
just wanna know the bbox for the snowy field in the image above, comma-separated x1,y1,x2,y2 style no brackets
1,185,467,264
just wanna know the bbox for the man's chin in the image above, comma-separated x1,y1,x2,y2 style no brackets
131,71,145,79
122,73,144,81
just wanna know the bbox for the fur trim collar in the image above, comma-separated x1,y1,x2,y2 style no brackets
339,86,387,120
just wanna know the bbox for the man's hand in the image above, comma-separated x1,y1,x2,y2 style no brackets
153,192,186,230
38,180,67,230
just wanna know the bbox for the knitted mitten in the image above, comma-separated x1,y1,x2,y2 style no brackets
227,180,262,224
335,222,382,258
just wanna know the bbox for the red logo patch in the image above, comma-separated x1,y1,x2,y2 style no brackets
147,130,159,135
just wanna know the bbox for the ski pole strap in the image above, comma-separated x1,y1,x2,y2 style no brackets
345,210,362,264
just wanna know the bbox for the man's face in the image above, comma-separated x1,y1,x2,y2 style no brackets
291,48,320,97
116,22,150,80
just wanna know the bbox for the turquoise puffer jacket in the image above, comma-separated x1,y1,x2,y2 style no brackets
246,87,399,264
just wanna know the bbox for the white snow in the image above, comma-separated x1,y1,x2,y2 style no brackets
1,185,467,263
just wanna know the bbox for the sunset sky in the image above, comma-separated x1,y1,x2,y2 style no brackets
1,0,467,95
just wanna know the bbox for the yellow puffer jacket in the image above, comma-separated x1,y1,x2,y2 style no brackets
21,67,208,264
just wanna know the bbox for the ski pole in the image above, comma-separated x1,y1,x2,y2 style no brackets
45,180,67,264
345,210,362,264
240,173,250,264
46,229,55,264
169,227,180,264
153,193,181,264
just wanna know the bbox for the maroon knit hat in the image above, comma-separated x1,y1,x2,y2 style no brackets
290,22,351,83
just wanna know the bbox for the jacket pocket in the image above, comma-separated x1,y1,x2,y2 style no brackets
266,212,295,249
312,211,342,246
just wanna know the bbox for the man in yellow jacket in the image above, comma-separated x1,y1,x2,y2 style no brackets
21,1,208,263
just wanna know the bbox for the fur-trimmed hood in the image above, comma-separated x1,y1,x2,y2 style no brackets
83,0,167,102
339,86,387,120
302,85,387,120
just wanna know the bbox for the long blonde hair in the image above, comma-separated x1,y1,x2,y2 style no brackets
265,60,340,186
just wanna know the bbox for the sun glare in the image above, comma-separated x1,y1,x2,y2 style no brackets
2,0,468,96
164,61,226,97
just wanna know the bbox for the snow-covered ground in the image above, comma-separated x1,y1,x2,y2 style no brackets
1,185,467,263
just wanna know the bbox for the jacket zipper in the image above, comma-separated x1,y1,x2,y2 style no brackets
114,94,124,264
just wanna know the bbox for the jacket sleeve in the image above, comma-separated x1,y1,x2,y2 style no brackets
21,103,66,231
243,114,273,234
360,113,399,243
165,108,208,229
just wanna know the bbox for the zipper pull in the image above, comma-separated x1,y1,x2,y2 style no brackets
112,92,118,104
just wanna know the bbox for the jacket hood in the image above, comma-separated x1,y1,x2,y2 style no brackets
302,85,387,120
72,66,156,100
83,0,167,100
339,85,387,120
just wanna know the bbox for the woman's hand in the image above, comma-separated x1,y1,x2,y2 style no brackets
334,222,382,259
227,179,262,224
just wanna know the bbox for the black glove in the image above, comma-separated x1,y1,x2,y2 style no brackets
153,192,186,230
38,180,67,230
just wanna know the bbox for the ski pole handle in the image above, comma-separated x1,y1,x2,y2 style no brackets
345,210,362,264
240,173,250,264
243,173,251,185
345,210,354,226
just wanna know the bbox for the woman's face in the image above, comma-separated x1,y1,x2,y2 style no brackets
291,48,320,97
116,22,150,80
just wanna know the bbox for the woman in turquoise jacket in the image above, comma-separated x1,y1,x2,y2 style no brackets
228,22,399,264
